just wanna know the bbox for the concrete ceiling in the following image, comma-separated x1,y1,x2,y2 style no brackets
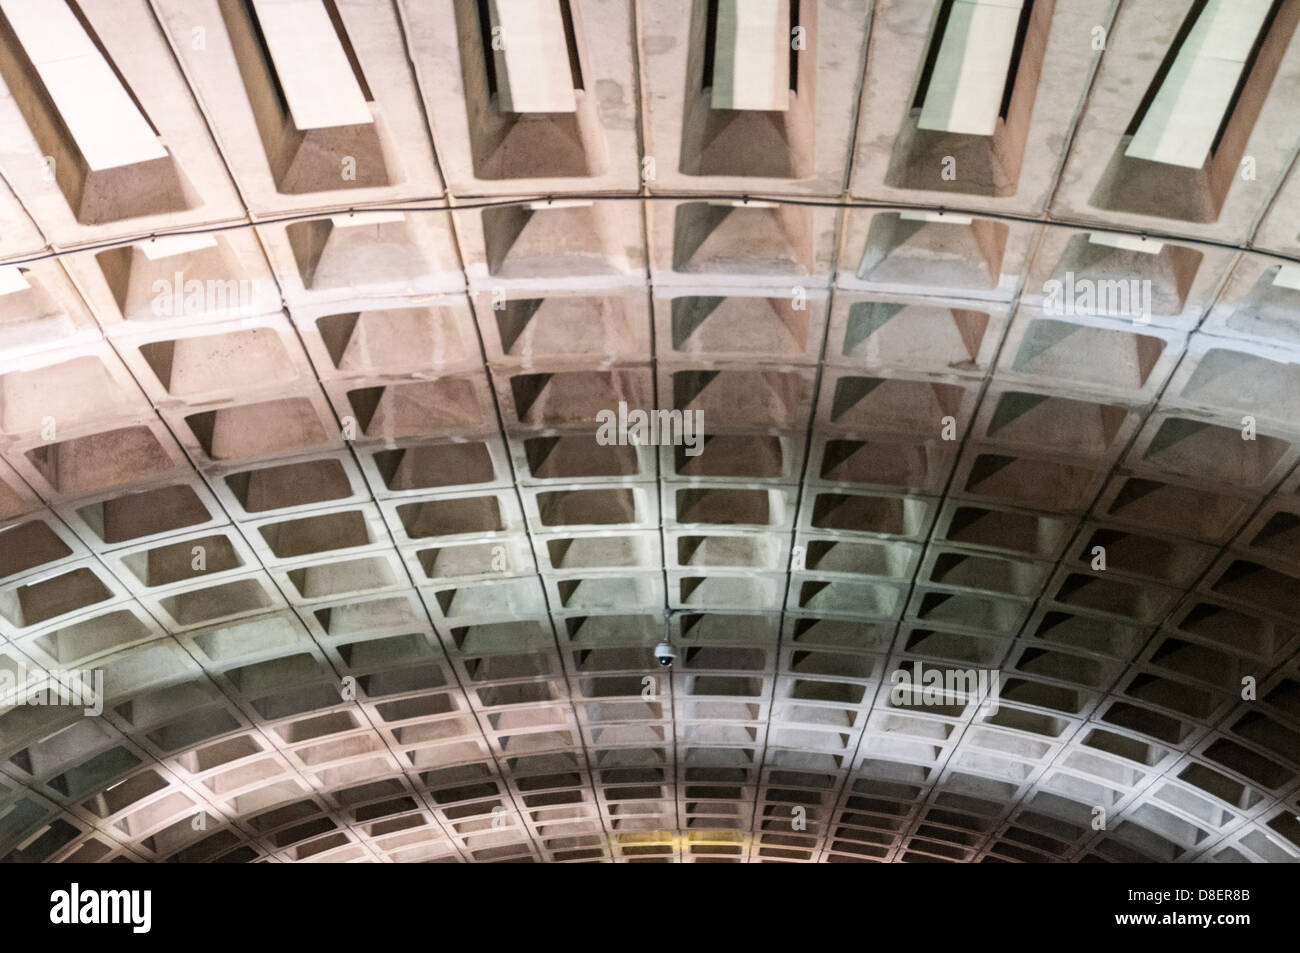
0,0,1299,864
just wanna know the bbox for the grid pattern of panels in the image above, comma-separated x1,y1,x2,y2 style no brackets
0,0,1298,864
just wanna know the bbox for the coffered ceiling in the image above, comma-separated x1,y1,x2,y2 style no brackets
0,0,1298,864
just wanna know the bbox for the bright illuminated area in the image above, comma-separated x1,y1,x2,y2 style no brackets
916,0,1025,136
247,0,374,130
1124,0,1276,169
0,0,168,171
710,0,792,111
487,0,581,113
0,8,1297,929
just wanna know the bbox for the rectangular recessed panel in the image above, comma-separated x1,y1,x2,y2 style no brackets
250,0,373,130
1125,0,1274,168
710,0,790,111
0,0,167,171
917,0,1025,136
489,0,578,113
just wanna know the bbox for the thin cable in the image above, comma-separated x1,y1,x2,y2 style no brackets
4,192,1295,270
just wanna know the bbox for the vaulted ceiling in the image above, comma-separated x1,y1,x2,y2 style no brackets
0,0,1299,864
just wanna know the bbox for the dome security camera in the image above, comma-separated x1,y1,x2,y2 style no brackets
653,641,677,667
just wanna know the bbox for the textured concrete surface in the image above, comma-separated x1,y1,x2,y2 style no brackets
0,0,1298,864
